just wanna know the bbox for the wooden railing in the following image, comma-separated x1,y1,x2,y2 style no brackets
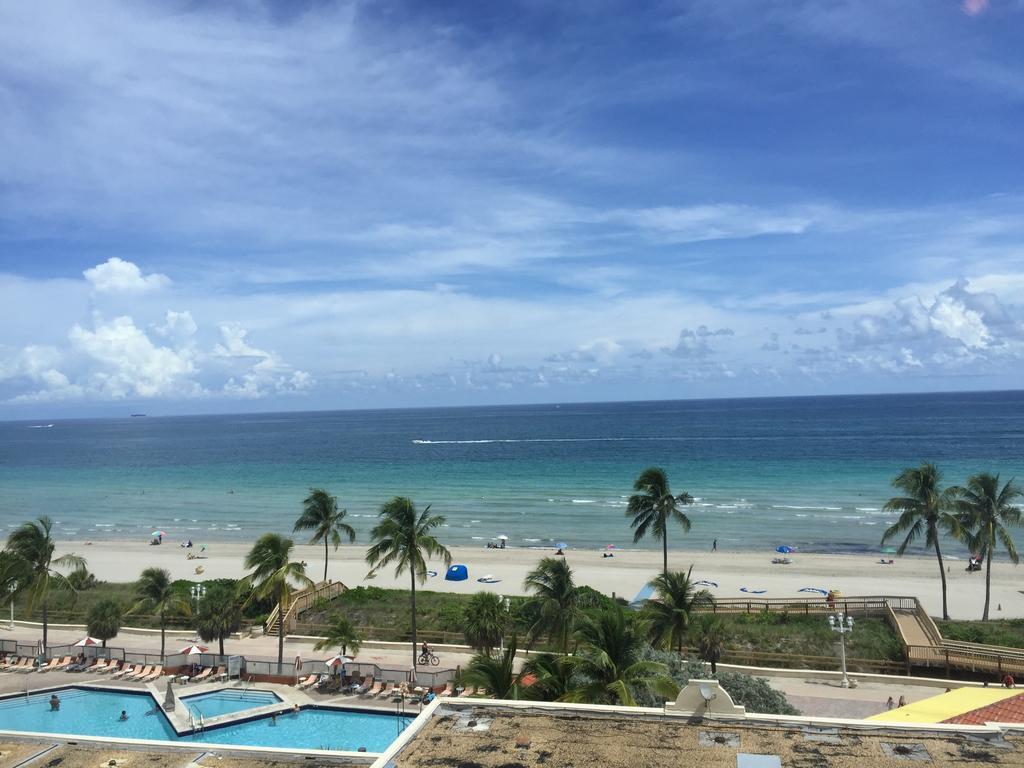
266,580,347,636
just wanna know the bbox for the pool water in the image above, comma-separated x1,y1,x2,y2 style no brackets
182,689,281,718
0,687,413,753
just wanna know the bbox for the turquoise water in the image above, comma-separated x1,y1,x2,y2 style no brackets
0,687,411,753
182,689,280,718
1,392,1022,554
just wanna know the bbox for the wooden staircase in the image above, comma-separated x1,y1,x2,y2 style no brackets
265,580,347,637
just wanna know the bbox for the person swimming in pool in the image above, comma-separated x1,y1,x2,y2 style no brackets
49,694,60,711
119,710,128,721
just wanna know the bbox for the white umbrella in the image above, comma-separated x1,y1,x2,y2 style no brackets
179,644,207,656
74,636,101,647
497,535,509,540
324,654,353,669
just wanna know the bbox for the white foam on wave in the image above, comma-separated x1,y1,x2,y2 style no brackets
413,436,694,445
471,536,484,540
856,507,881,512
470,519,481,523
572,499,596,504
524,538,541,542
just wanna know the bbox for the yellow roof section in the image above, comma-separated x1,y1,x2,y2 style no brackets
867,687,1020,724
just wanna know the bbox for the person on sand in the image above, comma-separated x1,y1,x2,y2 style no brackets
898,695,907,707
712,539,717,552
555,548,564,556
1004,674,1016,688
886,696,894,710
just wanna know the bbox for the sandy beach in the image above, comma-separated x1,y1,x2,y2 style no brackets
55,539,1024,620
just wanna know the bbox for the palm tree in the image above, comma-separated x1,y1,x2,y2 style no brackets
87,599,123,647
131,567,189,658
5,517,86,648
953,473,1022,621
313,615,362,657
881,463,960,620
520,652,575,702
463,592,509,653
194,582,243,656
627,467,694,577
293,488,356,582
365,497,451,672
690,614,726,674
523,557,579,653
645,567,714,654
245,533,314,670
459,637,520,699
564,604,677,706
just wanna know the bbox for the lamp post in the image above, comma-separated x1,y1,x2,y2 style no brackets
828,611,855,688
499,595,511,653
190,583,206,608
6,584,17,630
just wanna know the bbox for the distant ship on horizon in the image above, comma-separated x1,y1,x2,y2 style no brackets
130,413,147,417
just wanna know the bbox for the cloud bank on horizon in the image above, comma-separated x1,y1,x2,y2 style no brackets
1,0,1023,415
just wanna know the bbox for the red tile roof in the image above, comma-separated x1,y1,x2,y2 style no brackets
945,691,1024,725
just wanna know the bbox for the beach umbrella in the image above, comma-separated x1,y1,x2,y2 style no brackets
324,654,353,669
74,636,101,647
497,535,509,541
295,654,303,672
151,530,167,537
605,544,615,550
775,545,795,554
180,644,207,656
555,542,568,550
881,546,897,554
164,680,175,711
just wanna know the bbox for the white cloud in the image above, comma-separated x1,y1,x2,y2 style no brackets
68,315,197,398
83,257,170,294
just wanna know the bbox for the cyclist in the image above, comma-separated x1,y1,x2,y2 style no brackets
421,642,430,659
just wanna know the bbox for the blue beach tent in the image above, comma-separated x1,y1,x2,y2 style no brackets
445,564,468,581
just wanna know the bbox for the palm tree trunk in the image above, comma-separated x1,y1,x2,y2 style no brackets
160,610,166,658
934,537,949,620
983,538,993,621
219,634,225,656
324,539,329,583
662,532,668,578
278,585,285,673
410,570,418,675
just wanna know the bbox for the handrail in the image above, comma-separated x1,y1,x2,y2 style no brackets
267,580,347,636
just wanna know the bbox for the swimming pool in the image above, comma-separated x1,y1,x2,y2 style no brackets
0,687,413,753
181,689,281,718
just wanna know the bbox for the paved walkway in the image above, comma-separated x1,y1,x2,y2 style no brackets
762,674,949,719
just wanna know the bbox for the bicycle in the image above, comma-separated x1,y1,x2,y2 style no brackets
417,651,440,666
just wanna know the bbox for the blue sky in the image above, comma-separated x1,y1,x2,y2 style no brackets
1,0,1023,417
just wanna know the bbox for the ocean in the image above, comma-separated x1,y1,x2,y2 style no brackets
1,391,1023,555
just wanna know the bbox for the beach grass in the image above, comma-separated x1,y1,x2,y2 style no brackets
936,618,1024,649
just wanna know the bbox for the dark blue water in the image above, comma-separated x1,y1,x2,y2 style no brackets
1,391,1022,553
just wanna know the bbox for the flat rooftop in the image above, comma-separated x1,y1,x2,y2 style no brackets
389,704,1024,768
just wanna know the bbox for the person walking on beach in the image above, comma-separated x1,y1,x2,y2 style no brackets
712,539,717,552
886,696,894,710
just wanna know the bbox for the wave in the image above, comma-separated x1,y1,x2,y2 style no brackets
571,499,597,504
27,424,54,429
414,436,698,445
772,505,842,512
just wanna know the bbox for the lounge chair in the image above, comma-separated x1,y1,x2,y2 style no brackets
16,658,38,673
100,660,122,675
83,658,107,673
112,664,136,679
128,665,153,681
296,674,316,689
438,681,455,697
377,682,395,698
142,665,163,682
0,656,17,671
360,679,379,697
457,685,476,698
53,656,73,671
37,657,62,673
191,666,215,683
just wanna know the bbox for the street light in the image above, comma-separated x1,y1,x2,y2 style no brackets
828,611,855,688
6,583,17,631
499,595,511,653
190,584,206,606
